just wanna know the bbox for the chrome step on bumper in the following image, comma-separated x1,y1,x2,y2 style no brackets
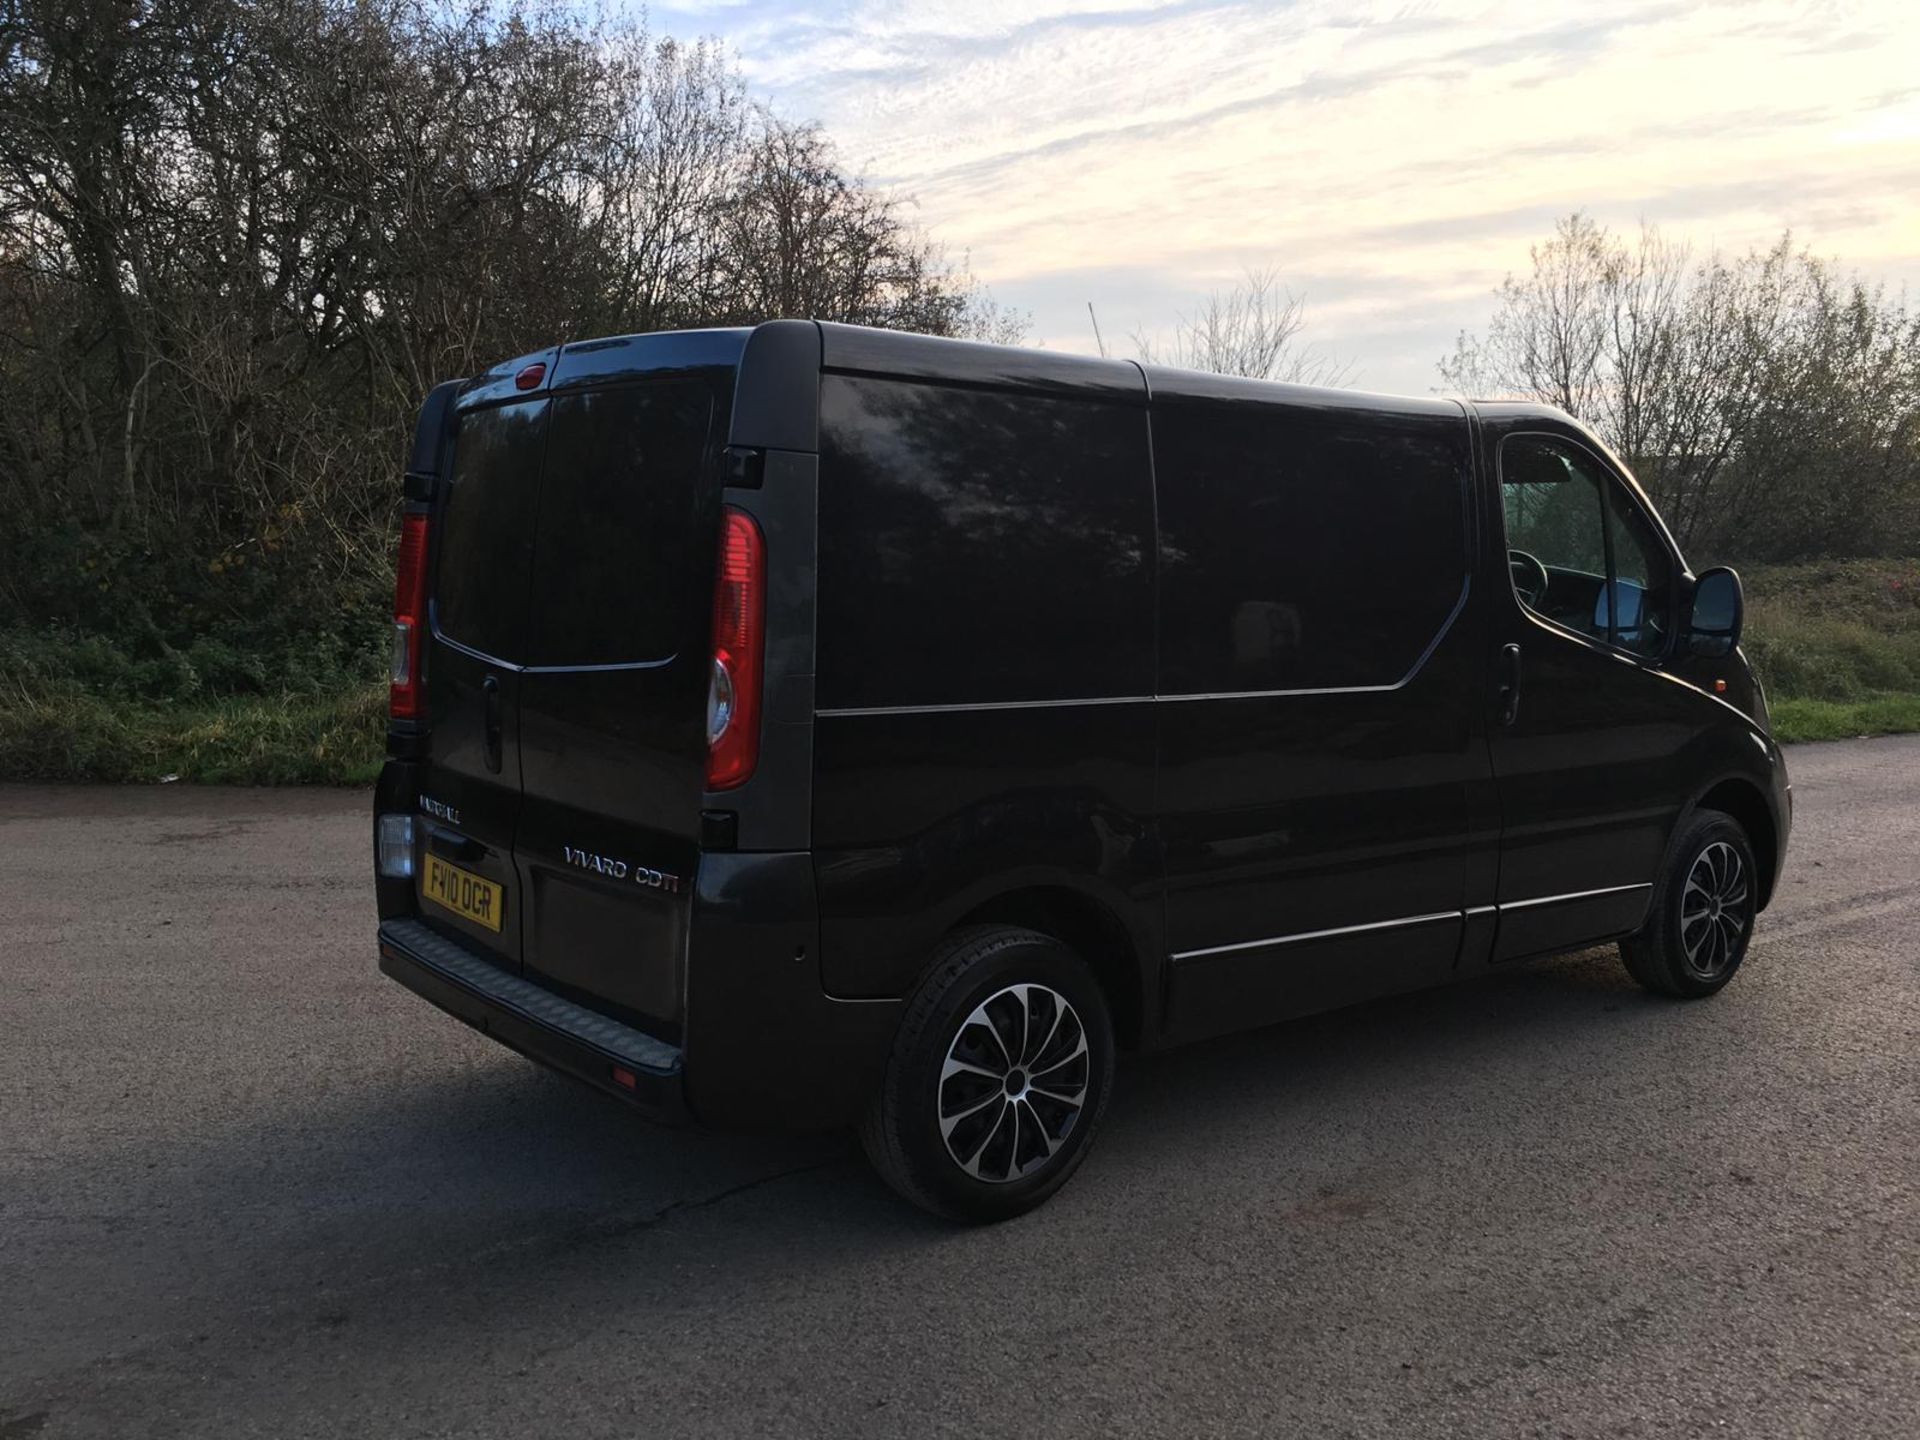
377,918,686,1119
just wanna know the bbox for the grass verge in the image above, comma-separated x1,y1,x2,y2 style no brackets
0,684,386,784
1741,558,1920,743
1766,694,1920,744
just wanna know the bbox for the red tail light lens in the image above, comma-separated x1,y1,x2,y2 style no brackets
389,511,430,720
705,507,765,790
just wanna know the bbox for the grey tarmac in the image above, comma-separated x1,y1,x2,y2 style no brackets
2,736,1916,1437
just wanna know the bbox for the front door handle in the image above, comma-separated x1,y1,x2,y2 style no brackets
1496,643,1523,727
482,675,503,774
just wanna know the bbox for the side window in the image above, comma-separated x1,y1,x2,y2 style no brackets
1603,492,1674,657
815,376,1155,709
1500,435,1673,656
1154,402,1470,693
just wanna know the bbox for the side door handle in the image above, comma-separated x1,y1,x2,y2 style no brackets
482,674,503,774
1495,643,1522,727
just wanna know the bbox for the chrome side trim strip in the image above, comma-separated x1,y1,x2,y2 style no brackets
1158,574,1471,706
817,577,1474,718
1499,882,1652,912
1151,681,1399,704
816,694,1154,718
1172,883,1654,964
1171,910,1461,963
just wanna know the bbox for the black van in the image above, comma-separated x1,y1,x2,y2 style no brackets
373,320,1791,1221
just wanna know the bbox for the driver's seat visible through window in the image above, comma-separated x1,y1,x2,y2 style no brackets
1500,435,1672,657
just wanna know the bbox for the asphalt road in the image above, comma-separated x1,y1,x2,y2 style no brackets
2,738,1917,1439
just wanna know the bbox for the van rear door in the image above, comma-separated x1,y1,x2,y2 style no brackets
511,374,733,1040
416,381,551,971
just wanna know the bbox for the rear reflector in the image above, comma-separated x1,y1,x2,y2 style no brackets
390,512,431,720
705,507,765,791
611,1066,638,1091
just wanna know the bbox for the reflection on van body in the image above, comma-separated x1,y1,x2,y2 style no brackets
373,320,1791,1221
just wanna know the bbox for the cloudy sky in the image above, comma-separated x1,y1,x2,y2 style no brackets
650,0,1920,393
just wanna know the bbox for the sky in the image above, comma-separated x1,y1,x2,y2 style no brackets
648,0,1920,394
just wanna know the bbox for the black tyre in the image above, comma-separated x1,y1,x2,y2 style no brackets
1621,808,1758,998
860,926,1116,1223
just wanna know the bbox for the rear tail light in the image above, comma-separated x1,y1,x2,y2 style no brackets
390,511,431,720
705,507,765,790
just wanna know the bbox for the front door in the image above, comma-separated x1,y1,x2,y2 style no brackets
1481,422,1692,960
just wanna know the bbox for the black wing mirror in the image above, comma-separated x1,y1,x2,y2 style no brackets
1686,566,1744,658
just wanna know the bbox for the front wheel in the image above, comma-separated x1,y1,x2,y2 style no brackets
1621,808,1758,998
860,926,1116,1223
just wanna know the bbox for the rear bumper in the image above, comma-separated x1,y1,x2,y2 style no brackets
378,918,688,1123
377,851,905,1133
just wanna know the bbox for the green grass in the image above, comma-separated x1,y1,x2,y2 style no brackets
0,683,386,784
1739,557,1920,743
1767,694,1920,743
1742,558,1920,695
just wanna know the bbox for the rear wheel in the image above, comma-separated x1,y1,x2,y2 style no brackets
860,926,1115,1223
1621,808,1758,998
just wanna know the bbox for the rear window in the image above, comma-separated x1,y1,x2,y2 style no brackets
432,381,724,668
434,397,547,662
816,375,1155,710
528,382,722,667
1153,403,1470,693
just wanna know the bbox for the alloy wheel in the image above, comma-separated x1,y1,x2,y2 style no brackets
1680,839,1750,981
938,983,1091,1183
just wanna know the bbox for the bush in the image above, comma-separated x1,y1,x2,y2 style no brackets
1741,559,1920,702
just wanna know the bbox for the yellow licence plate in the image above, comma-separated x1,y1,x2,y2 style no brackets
423,853,505,932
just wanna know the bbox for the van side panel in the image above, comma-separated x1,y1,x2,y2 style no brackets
812,707,1161,996
1149,383,1491,1044
810,371,1161,1003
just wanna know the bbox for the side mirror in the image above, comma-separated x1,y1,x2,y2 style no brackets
1687,566,1743,658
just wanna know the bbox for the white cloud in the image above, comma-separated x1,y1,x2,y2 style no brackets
655,0,1920,392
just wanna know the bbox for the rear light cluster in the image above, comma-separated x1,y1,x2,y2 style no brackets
706,506,765,790
390,511,430,720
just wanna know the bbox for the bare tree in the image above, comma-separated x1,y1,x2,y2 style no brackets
1136,267,1350,385
0,0,1018,694
1441,214,1920,557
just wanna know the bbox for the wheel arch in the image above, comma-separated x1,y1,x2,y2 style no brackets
1687,775,1780,910
951,885,1149,1050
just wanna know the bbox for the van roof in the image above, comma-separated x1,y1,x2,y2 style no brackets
448,320,1549,432
453,328,752,412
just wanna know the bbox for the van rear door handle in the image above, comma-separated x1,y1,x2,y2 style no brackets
482,675,503,774
1496,643,1522,726
424,823,485,862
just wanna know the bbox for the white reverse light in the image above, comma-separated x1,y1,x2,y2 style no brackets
376,813,416,879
